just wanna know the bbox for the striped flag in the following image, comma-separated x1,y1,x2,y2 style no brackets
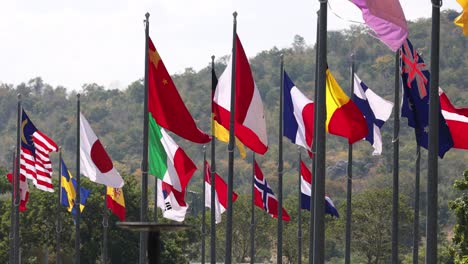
20,110,58,192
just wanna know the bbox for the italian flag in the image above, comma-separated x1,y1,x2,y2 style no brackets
148,116,197,192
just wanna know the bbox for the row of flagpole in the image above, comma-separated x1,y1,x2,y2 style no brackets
7,0,446,262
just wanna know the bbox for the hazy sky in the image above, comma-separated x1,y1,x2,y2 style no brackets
0,0,462,90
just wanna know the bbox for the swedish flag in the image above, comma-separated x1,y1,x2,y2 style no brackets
60,159,91,215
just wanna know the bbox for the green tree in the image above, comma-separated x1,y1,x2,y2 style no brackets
449,169,468,263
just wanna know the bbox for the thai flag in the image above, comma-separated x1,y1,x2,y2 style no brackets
283,71,314,154
300,160,339,218
352,74,393,155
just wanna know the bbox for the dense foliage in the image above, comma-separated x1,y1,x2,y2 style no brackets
449,170,468,263
0,10,466,263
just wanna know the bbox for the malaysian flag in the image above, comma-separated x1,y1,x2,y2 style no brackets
20,110,58,192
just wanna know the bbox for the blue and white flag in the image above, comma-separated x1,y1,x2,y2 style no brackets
352,74,394,155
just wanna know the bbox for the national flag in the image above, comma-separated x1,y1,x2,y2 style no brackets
439,88,468,149
60,159,91,215
106,186,126,221
148,117,197,192
211,65,247,158
7,170,29,212
157,179,189,222
204,161,238,224
20,110,58,192
350,0,408,51
454,0,468,35
148,37,210,144
326,69,368,144
283,71,314,154
400,39,454,158
253,161,290,221
213,35,268,154
352,74,394,155
80,113,124,188
300,160,339,218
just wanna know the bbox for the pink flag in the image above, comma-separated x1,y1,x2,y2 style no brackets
350,0,408,51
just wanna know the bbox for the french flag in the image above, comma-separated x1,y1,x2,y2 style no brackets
352,74,393,155
300,160,339,218
283,71,314,154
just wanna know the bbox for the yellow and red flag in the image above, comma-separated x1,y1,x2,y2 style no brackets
326,69,368,144
454,0,468,35
106,186,126,221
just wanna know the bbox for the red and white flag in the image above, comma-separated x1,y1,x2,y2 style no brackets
20,110,58,192
7,169,29,211
80,113,124,188
204,161,238,224
213,35,268,154
439,88,468,149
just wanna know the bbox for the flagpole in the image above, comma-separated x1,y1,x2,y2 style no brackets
9,147,15,264
75,94,81,264
201,145,207,264
225,11,237,264
345,54,355,264
413,144,421,264
297,149,302,264
103,185,109,264
310,11,320,264
392,50,400,264
313,0,328,262
277,53,284,264
250,153,255,264
56,147,62,264
427,0,441,262
210,55,217,264
14,94,21,264
141,12,150,264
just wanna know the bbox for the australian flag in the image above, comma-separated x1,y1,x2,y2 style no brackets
400,38,453,158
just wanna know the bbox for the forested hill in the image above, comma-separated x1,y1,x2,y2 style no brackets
0,10,467,220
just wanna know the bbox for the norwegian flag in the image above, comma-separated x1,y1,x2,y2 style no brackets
253,161,290,221
20,110,58,192
400,38,453,158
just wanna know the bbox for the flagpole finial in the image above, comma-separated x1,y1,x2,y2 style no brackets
145,12,150,19
77,93,80,99
17,93,21,100
211,55,215,61
233,11,237,19
280,53,284,59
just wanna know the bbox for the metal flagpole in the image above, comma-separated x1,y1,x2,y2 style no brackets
225,11,237,264
9,147,16,264
309,11,320,264
277,54,284,264
141,12,150,264
427,0,441,262
103,185,109,264
345,54,355,264
392,50,400,264
75,94,81,264
56,147,62,264
210,55,217,264
14,94,21,264
297,149,302,264
250,153,255,264
313,0,328,262
201,146,207,264
413,144,421,264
